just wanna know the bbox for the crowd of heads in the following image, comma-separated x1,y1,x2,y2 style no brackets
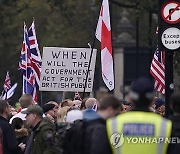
1,78,179,127
0,76,180,154
0,77,179,127
0,93,127,130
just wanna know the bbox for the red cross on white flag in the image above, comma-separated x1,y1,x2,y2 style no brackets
95,0,114,91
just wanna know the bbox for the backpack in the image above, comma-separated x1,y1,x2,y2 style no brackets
56,120,87,154
56,118,105,154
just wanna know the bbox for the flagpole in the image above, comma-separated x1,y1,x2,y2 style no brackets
0,90,4,99
83,0,116,98
82,0,105,99
109,0,115,94
82,33,97,99
5,92,7,100
62,91,65,100
24,23,28,94
40,91,43,106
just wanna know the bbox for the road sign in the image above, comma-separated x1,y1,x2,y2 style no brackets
161,1,180,24
161,27,180,50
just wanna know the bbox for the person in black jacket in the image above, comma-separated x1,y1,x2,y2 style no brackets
84,95,123,154
168,91,180,154
0,100,25,154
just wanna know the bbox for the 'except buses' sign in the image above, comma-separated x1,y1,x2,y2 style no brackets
161,27,180,50
40,47,97,92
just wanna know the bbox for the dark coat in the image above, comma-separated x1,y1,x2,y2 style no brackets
167,115,180,154
27,118,57,154
84,118,112,154
0,116,21,154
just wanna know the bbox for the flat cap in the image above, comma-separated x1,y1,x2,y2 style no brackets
22,105,43,116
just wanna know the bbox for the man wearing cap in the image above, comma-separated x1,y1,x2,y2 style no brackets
47,101,59,121
42,103,56,123
154,97,165,116
96,77,172,154
22,105,57,154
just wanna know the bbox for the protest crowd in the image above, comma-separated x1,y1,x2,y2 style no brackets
0,0,180,153
0,77,179,154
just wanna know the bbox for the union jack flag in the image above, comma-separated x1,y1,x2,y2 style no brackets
28,21,41,87
19,21,41,102
150,48,165,94
3,71,11,92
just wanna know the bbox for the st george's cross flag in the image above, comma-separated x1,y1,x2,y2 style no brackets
95,0,114,91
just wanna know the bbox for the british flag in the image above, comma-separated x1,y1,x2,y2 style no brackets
19,21,41,102
3,71,11,92
28,21,41,87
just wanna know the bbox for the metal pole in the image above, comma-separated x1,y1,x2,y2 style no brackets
148,11,153,78
136,2,139,78
40,91,43,106
82,39,95,99
165,50,174,118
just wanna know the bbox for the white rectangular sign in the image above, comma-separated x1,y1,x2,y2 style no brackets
40,47,97,92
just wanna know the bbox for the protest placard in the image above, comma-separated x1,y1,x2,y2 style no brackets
40,47,97,92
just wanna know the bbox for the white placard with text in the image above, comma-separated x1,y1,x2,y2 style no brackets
40,47,97,92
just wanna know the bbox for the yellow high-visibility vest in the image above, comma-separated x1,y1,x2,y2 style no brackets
106,111,172,154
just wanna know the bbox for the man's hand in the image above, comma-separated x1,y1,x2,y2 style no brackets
18,143,26,151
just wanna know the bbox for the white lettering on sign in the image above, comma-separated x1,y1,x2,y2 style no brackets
40,47,97,92
161,28,180,50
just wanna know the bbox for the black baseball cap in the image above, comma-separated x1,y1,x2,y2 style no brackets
131,77,154,94
42,104,55,113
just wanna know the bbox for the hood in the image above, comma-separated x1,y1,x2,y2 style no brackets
15,127,28,138
83,109,101,121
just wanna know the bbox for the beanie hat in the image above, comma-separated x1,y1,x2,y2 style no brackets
42,104,55,113
66,110,83,123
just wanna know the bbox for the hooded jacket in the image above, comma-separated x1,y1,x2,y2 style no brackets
15,127,28,144
27,118,57,154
